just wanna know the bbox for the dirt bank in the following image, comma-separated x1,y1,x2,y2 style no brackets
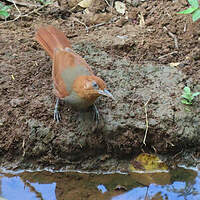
0,0,199,170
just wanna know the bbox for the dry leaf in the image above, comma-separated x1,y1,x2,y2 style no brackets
78,0,93,8
67,0,82,8
115,1,126,15
84,12,112,25
129,153,168,172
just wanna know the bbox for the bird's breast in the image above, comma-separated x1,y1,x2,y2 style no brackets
63,90,94,110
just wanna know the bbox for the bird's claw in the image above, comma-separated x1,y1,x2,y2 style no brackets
54,98,61,123
54,109,61,122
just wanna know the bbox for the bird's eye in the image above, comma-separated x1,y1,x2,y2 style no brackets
92,81,99,89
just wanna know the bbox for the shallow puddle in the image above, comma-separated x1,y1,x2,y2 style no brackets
0,166,199,200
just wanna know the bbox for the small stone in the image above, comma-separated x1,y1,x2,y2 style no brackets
146,17,155,26
114,184,127,191
129,111,135,118
116,17,128,27
128,8,138,19
10,98,25,107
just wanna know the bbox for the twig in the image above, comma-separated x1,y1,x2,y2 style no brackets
10,0,21,19
73,17,119,33
0,3,49,26
22,138,25,157
152,145,157,153
104,0,111,7
172,150,183,160
158,51,177,59
143,97,151,145
5,0,37,7
191,153,198,162
88,22,107,30
164,138,175,147
139,12,145,27
22,4,49,17
184,23,187,32
163,26,179,49
87,17,119,30
0,0,21,26
73,17,89,33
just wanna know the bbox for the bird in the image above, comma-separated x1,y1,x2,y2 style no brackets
35,25,114,123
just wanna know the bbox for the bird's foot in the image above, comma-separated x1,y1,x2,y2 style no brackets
91,104,100,127
54,98,61,122
54,109,61,122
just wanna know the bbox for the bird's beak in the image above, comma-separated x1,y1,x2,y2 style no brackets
98,89,115,100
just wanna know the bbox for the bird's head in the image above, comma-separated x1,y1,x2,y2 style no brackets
73,75,114,103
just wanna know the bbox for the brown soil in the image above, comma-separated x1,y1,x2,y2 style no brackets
0,0,200,170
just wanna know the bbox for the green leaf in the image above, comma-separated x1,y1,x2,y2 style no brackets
192,8,200,21
183,87,191,93
178,7,197,14
38,0,51,5
0,10,9,18
1,5,10,11
181,94,192,100
188,0,199,8
44,1,51,5
181,99,192,105
192,92,200,97
0,3,10,10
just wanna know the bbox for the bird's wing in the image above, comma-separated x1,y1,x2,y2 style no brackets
52,48,93,98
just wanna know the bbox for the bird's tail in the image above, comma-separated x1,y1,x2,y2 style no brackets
35,26,72,59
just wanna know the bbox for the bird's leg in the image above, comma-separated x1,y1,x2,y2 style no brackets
54,98,61,122
91,104,100,126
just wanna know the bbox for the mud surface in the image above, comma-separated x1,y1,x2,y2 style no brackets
0,0,200,170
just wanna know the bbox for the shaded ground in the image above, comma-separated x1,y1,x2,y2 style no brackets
0,0,200,170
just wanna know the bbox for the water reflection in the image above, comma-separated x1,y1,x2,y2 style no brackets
0,167,199,200
1,176,56,200
112,182,200,200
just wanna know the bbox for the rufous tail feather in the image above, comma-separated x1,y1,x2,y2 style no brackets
35,25,72,59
